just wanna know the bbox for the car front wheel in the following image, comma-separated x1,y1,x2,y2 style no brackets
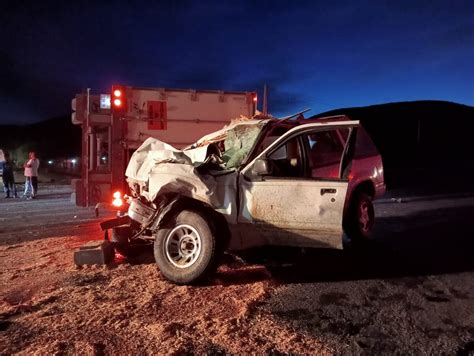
154,210,218,284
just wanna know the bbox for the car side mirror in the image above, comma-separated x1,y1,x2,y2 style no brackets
252,158,270,176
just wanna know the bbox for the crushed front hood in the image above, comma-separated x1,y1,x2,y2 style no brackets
125,137,210,183
124,116,271,214
125,137,225,203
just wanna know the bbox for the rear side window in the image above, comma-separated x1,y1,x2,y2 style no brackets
354,127,379,158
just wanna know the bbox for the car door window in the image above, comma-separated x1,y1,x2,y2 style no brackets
304,129,348,179
267,136,304,178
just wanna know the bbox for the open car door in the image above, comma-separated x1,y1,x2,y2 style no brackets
238,121,359,249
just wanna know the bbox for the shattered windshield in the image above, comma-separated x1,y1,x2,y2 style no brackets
221,122,265,169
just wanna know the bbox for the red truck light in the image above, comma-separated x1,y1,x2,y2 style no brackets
112,191,123,207
111,85,126,111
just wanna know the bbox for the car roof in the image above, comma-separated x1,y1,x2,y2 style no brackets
298,114,351,123
263,114,351,130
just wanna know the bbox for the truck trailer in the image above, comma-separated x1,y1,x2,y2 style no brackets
71,86,257,206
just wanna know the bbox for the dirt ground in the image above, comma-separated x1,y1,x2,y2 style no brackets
1,181,473,355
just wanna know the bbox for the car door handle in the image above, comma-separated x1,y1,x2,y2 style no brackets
320,188,337,195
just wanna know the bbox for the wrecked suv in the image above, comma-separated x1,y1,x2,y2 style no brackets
106,115,385,284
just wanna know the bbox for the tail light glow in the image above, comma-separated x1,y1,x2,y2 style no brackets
112,191,123,207
111,85,126,111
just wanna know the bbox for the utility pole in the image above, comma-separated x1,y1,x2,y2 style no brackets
263,84,268,116
85,88,90,207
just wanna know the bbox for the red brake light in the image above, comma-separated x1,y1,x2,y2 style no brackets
253,95,257,102
112,191,123,207
111,85,126,112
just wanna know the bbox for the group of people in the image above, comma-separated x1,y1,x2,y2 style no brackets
1,151,40,199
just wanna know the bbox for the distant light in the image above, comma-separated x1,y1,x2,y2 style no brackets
113,89,122,97
71,159,77,164
48,160,53,165
253,96,257,102
100,94,111,109
101,156,107,161
113,98,122,107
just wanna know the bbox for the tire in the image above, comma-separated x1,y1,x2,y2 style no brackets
345,192,375,242
154,210,218,285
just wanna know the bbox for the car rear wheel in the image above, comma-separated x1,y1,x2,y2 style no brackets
154,210,218,284
346,192,375,242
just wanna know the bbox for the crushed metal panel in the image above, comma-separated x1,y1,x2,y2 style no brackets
125,137,239,220
125,137,210,183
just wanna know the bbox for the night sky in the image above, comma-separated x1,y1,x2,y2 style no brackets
1,0,473,125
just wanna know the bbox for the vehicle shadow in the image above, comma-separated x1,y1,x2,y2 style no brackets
255,204,474,284
123,246,273,286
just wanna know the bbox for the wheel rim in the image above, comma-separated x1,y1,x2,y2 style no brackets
164,224,202,269
358,201,373,234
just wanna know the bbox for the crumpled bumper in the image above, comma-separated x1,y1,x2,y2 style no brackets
99,215,131,231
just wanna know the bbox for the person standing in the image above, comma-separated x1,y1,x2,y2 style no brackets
23,151,40,199
1,151,18,198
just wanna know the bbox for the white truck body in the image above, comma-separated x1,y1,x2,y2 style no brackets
71,86,256,206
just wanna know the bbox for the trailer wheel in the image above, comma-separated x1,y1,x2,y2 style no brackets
154,210,218,284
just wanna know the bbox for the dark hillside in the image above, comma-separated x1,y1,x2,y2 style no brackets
0,116,80,162
309,101,474,189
